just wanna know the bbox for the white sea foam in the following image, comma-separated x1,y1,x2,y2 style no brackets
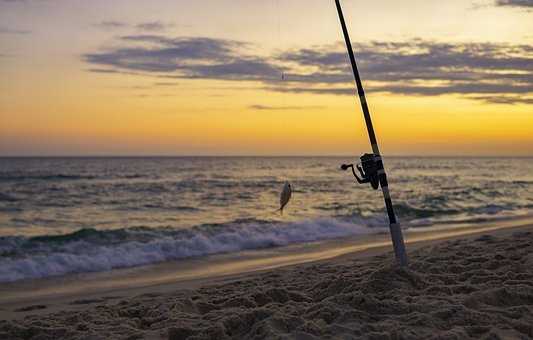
0,218,377,282
2,157,532,283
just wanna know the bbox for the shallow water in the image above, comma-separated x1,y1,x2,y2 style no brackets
0,157,532,282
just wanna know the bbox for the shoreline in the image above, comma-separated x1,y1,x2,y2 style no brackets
1,221,532,339
1,216,533,323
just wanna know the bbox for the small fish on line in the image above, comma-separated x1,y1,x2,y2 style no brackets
277,181,292,215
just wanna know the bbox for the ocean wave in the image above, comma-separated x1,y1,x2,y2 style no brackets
0,207,23,212
393,201,524,220
142,204,200,211
393,202,459,219
0,218,376,283
0,193,19,202
0,173,96,182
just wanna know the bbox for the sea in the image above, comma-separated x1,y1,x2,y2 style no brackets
1,157,532,283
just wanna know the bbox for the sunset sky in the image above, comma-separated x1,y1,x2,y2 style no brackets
1,0,532,156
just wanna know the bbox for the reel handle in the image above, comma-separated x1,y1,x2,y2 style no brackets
340,163,353,171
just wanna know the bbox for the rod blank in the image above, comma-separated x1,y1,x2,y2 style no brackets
334,0,408,266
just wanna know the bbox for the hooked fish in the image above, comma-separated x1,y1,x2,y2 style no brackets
278,181,292,215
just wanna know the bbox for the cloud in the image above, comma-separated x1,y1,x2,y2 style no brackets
275,40,533,103
0,26,30,34
266,87,355,96
249,104,324,111
471,95,533,104
86,68,121,73
0,0,49,3
84,35,280,78
95,21,173,32
95,21,128,30
85,68,142,76
371,83,532,96
153,82,179,86
84,36,533,104
135,21,172,32
494,0,533,8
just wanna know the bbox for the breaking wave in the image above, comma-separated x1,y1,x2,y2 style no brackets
0,218,377,283
0,173,96,182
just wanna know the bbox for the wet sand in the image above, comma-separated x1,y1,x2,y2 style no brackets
1,220,533,339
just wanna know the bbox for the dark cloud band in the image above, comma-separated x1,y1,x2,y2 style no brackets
495,0,533,8
249,105,324,111
94,21,173,32
84,35,533,105
0,26,30,34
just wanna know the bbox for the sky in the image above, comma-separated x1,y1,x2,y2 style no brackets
0,0,532,156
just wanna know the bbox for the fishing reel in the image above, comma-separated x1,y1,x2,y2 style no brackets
341,153,380,190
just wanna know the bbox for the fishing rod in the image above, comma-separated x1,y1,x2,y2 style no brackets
335,0,408,266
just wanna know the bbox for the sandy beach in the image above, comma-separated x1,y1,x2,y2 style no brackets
1,221,532,339
2,0,532,337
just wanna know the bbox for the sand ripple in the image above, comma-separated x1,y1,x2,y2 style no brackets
1,230,532,339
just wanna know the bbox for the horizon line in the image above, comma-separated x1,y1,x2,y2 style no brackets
1,155,533,158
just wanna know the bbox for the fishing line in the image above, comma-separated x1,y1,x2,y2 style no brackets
275,0,287,110
277,0,284,81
